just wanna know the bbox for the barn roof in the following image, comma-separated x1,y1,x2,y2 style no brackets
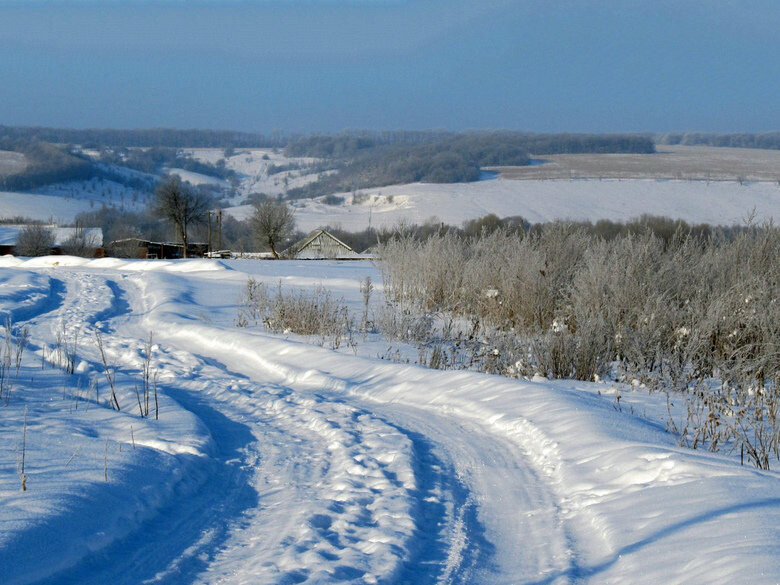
285,229,357,259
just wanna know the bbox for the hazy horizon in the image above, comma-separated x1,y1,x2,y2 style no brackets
1,0,778,134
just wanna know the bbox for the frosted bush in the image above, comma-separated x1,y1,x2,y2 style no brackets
377,221,779,468
237,279,355,349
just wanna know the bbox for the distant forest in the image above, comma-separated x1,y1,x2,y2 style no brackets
284,131,656,198
0,126,281,149
0,138,236,192
0,125,657,154
2,126,778,199
285,131,656,159
0,140,93,191
658,132,780,150
96,147,238,181
0,127,656,196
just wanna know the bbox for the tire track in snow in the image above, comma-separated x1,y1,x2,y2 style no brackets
180,360,425,585
6,271,258,585
88,278,132,332
160,337,577,585
0,270,66,324
243,387,493,585
18,272,117,343
362,403,574,585
17,271,440,584
356,419,491,585
111,272,488,584
11,267,598,584
36,385,259,585
127,272,588,584
142,304,609,584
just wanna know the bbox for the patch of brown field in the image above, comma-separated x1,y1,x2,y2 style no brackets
0,151,28,177
488,145,780,182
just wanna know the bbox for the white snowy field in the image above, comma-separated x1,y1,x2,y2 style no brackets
0,256,777,585
0,171,152,223
225,178,780,233
165,168,228,188
0,191,98,223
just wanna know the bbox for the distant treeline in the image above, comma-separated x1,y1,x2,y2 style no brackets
323,213,730,255
284,132,655,198
286,131,655,159
658,132,780,150
0,137,240,192
286,131,455,158
0,140,93,191
6,125,778,152
521,133,655,155
74,199,755,256
97,147,237,181
0,126,282,149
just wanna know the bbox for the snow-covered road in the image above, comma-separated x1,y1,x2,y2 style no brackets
1,257,777,585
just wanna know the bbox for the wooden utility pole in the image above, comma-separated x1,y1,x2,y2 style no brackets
217,209,223,250
207,211,213,254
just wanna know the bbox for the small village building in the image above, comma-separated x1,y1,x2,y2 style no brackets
285,229,361,259
106,238,209,259
0,225,103,257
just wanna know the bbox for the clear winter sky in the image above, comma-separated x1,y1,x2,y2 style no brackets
0,0,778,133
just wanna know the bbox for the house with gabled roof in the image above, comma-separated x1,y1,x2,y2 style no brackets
284,229,360,259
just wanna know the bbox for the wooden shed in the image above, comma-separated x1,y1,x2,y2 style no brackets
106,238,208,259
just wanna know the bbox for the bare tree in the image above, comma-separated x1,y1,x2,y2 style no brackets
15,224,55,257
154,176,209,258
251,200,296,259
61,224,100,257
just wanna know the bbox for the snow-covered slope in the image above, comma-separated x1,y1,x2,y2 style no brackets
37,176,150,209
0,191,98,223
185,148,326,203
0,149,322,222
226,178,780,231
165,168,227,188
0,171,151,223
0,257,777,585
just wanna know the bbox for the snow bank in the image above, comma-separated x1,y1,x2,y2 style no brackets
0,255,228,273
0,269,213,585
0,269,56,322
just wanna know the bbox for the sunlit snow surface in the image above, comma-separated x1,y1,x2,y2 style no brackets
0,257,777,585
273,178,780,232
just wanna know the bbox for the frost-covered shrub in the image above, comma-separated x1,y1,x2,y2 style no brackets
237,279,355,349
377,222,779,468
61,226,100,257
379,230,468,310
15,225,55,257
374,303,436,343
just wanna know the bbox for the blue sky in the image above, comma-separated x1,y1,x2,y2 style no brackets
0,0,777,133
